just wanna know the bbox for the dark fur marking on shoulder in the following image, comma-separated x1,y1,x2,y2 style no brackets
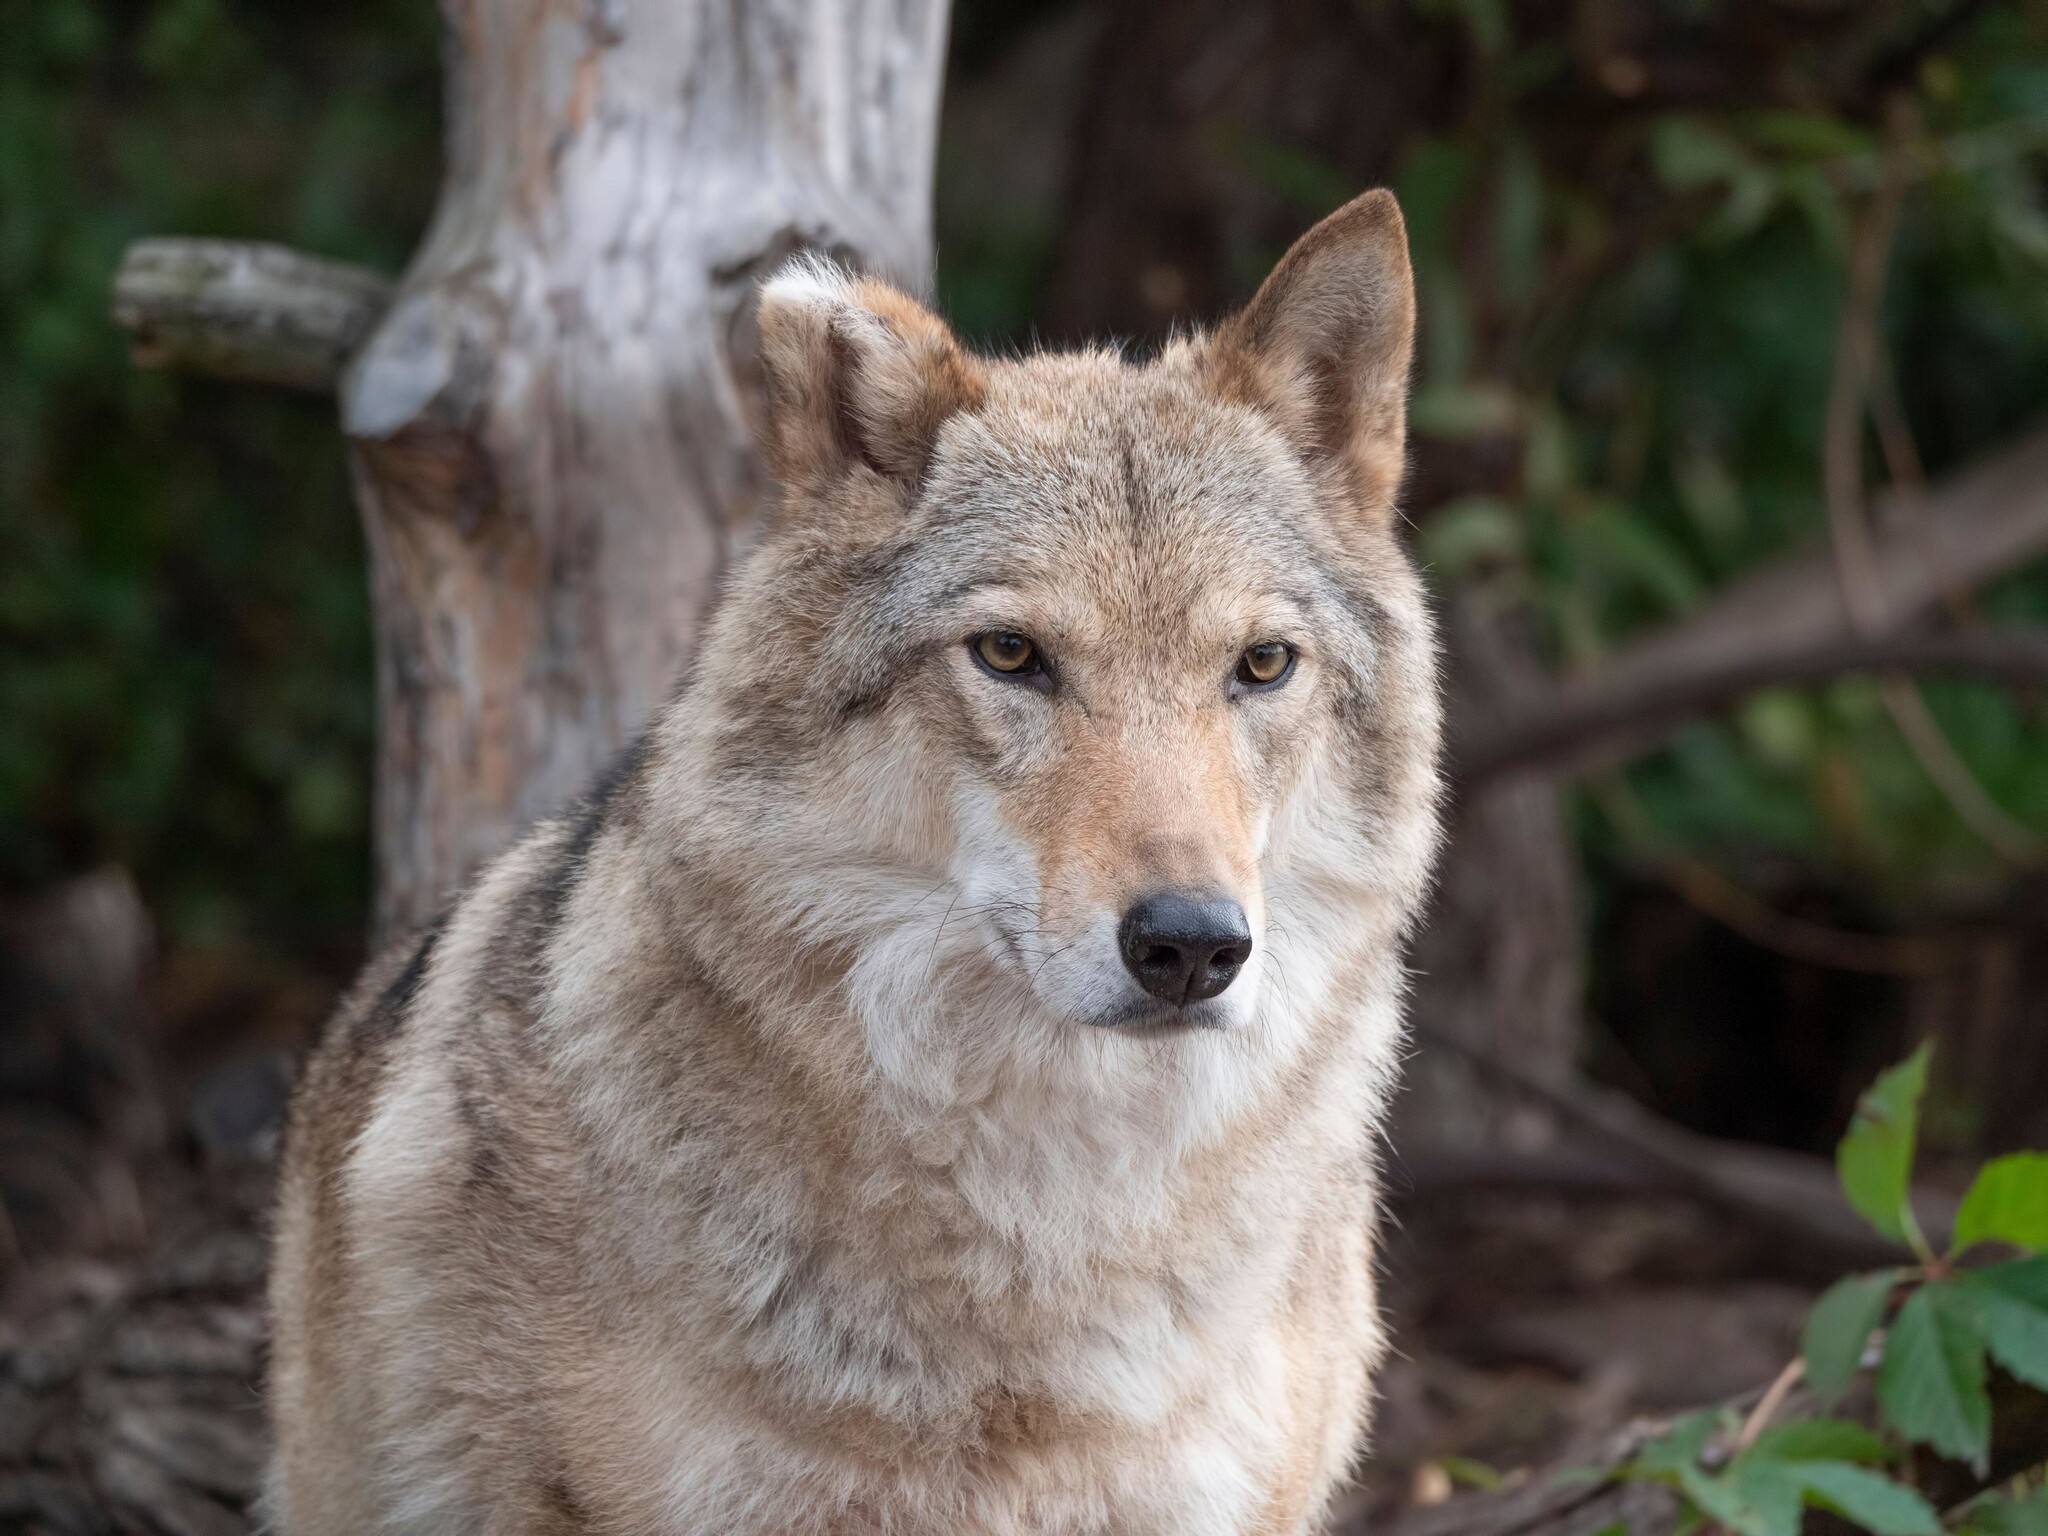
531,728,655,928
1119,431,1145,532
538,1475,594,1531
710,705,808,783
750,1245,821,1332
355,915,447,1057
452,1063,506,1192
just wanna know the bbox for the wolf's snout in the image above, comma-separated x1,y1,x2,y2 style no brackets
1117,894,1253,1008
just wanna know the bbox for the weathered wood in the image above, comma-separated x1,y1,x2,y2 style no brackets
111,240,392,391
344,0,952,937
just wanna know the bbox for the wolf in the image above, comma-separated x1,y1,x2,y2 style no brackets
266,189,1443,1535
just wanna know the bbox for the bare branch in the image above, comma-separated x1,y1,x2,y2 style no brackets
1414,1019,1958,1268
1455,421,2048,787
1457,628,2048,787
111,239,393,391
1334,1416,1683,1536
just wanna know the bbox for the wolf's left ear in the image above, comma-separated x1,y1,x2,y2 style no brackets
1208,190,1415,519
754,259,984,501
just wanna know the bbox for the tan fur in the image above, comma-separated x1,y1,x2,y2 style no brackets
267,191,1442,1535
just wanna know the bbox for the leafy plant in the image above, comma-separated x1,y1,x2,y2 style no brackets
1613,1045,2048,1534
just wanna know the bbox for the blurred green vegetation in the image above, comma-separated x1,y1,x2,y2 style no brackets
1528,17,2048,912
5,0,2048,997
0,0,438,963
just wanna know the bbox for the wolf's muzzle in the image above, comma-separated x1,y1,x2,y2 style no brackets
1117,894,1253,1009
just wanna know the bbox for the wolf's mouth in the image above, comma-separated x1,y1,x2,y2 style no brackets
1084,996,1232,1033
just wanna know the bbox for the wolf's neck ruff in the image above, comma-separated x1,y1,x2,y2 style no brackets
268,189,1442,1536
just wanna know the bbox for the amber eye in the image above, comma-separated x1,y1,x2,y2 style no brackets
972,631,1042,678
1234,641,1296,691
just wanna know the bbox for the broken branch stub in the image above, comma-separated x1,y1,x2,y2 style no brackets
110,238,393,392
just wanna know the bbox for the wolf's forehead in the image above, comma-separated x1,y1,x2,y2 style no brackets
884,455,1324,662
925,373,1309,554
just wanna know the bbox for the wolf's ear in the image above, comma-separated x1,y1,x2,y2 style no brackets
1208,190,1415,518
755,259,984,499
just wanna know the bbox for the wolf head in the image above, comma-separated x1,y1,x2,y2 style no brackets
655,192,1439,1117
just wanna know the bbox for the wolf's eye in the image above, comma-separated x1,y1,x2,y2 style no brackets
1234,642,1296,692
972,631,1045,681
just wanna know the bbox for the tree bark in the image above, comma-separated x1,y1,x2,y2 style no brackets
342,0,951,939
111,240,393,391
1400,596,1585,1151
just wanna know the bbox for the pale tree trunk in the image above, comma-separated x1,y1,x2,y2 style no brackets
341,0,952,938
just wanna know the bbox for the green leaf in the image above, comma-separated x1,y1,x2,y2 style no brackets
1790,1462,1942,1535
1780,163,1849,259
1728,1460,1807,1536
1803,1272,1898,1401
1978,1287,2048,1389
1961,1258,2048,1391
1739,109,1873,161
1876,1284,1990,1470
1746,1418,1888,1466
1438,1455,1507,1492
1633,1409,1723,1474
1959,1489,2048,1536
1954,1152,2048,1254
1837,1044,1932,1249
1652,116,1752,192
1679,1461,1801,1536
1973,1254,2048,1309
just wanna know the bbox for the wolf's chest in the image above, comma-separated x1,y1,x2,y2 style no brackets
606,1302,1305,1536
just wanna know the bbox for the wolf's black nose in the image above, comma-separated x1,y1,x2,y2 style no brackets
1118,894,1253,1007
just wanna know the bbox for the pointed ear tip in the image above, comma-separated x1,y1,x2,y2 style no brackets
1326,188,1408,248
758,256,857,320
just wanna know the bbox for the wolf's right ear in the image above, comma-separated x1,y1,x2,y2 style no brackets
1207,190,1415,520
754,259,985,501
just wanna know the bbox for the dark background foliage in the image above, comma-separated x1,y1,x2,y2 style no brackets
1,0,439,981
5,0,2048,1154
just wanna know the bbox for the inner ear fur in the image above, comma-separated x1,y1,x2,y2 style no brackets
755,258,985,497
1208,189,1416,518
